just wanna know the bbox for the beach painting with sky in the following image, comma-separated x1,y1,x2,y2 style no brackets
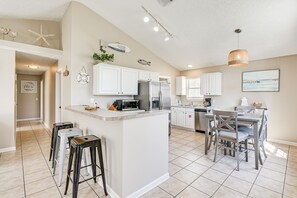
242,69,280,92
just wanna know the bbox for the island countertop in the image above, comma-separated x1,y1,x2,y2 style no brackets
65,105,170,121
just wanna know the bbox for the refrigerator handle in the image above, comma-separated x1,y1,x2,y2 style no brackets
159,90,163,110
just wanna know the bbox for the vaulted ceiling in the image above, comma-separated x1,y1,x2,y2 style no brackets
1,0,297,70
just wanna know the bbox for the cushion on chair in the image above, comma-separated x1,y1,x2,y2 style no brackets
219,131,249,141
238,126,254,136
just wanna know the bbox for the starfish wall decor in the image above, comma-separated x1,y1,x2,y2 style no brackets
28,24,55,47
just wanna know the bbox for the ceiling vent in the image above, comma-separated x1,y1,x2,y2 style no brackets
157,0,173,7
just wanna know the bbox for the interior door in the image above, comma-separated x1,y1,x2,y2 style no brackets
55,72,61,122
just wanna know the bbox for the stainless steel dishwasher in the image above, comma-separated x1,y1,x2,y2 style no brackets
195,108,208,132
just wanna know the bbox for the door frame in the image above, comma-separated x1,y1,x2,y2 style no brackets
55,71,62,123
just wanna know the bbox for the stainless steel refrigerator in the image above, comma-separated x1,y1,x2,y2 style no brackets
135,81,172,135
134,81,171,111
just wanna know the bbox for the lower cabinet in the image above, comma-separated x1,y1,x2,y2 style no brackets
171,107,195,130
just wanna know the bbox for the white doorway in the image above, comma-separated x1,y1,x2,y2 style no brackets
40,80,44,121
55,71,62,123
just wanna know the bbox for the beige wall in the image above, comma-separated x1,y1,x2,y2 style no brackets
60,2,180,109
0,48,16,151
17,74,41,120
181,55,297,143
0,18,61,50
42,65,57,128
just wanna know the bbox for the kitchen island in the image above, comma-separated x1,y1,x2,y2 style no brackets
64,106,170,198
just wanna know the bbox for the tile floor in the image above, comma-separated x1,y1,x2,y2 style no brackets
0,121,297,198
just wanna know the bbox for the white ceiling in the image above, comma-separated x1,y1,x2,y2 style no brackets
16,52,58,75
1,0,297,70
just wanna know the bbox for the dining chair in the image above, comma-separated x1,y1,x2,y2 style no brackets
239,109,268,165
235,105,256,113
212,110,249,171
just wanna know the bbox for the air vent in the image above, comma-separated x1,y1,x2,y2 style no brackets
157,0,173,7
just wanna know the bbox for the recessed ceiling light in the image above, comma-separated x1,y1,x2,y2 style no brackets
143,16,150,23
153,26,159,32
28,65,39,69
187,64,193,68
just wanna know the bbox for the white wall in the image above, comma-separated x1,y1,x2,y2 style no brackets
60,2,180,110
0,48,16,151
181,55,297,143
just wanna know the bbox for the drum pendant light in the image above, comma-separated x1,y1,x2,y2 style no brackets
228,29,248,67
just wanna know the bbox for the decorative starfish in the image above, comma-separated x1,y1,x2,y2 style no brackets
28,24,55,46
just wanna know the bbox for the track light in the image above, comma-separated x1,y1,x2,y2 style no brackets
142,6,173,41
143,16,150,23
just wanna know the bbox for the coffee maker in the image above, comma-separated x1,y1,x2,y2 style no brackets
203,98,212,107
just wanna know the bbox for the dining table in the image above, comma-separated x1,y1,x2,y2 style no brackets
204,112,262,170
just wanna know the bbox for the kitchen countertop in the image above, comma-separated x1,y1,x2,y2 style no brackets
65,105,170,121
171,105,208,109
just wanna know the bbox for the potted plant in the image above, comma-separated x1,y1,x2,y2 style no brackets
93,46,114,63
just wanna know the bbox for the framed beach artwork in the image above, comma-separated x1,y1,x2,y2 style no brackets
242,69,280,92
21,80,37,93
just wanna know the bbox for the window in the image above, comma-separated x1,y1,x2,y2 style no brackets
187,78,203,98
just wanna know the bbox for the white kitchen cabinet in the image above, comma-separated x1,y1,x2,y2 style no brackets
200,72,222,96
185,108,195,130
93,64,121,95
176,76,186,96
149,72,160,82
171,107,195,130
176,108,185,127
138,71,159,82
121,68,138,95
93,63,138,95
171,107,177,125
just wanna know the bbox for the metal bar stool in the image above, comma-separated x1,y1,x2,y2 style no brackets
49,122,73,168
53,128,87,186
64,135,108,198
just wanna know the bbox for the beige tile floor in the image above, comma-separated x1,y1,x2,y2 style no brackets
0,121,297,198
0,121,108,198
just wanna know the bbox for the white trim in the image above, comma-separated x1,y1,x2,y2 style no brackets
267,138,297,147
43,122,50,130
93,172,169,198
0,147,16,153
16,117,40,121
126,173,169,198
0,40,62,60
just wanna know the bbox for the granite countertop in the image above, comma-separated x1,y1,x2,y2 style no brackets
65,106,170,121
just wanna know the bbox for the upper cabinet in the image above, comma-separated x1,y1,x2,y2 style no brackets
200,72,222,96
93,63,138,95
176,76,186,96
121,68,139,95
138,70,159,82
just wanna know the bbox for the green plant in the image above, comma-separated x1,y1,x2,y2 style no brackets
93,46,114,62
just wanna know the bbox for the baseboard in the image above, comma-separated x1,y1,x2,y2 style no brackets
91,171,169,198
0,146,16,153
43,122,50,130
126,173,170,198
267,138,297,147
17,117,40,121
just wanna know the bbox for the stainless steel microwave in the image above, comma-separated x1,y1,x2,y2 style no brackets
114,100,140,111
